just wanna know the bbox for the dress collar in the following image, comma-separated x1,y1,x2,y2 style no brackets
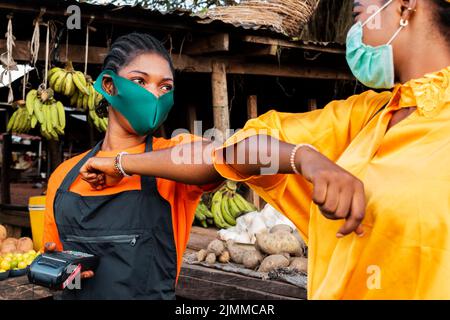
387,66,450,118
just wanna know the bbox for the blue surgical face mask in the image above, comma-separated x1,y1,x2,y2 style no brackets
346,0,408,89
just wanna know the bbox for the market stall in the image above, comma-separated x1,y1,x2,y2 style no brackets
0,0,356,299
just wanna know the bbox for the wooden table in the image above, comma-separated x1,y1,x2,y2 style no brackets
0,227,307,300
0,276,53,300
176,226,307,300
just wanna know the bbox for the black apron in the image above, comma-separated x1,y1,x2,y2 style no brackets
54,135,177,300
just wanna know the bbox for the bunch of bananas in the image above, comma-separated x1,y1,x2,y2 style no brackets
23,88,66,141
195,181,258,229
194,202,213,228
6,101,32,134
49,62,107,133
48,61,89,97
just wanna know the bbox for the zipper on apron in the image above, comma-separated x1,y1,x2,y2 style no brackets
65,235,140,247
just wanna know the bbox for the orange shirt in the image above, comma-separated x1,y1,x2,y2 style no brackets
44,134,214,279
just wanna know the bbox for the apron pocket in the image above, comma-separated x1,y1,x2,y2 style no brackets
65,234,140,246
63,233,153,299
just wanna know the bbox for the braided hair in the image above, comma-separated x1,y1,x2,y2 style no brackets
432,0,450,45
96,32,174,117
102,32,174,74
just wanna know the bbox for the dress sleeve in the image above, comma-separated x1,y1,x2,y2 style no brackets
213,90,392,241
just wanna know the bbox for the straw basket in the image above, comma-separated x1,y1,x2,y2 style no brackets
200,0,320,37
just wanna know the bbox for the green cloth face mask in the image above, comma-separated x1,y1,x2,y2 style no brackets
93,69,174,136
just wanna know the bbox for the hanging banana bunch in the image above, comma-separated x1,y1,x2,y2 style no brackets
48,60,88,97
23,87,66,141
84,76,108,133
49,62,107,133
194,181,258,229
7,100,32,134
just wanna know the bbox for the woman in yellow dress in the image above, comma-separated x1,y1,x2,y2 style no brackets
79,0,450,299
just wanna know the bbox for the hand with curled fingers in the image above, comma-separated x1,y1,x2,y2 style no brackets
296,146,366,238
79,157,123,190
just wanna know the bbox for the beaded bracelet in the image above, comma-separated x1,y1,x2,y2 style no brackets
290,144,318,175
114,151,131,177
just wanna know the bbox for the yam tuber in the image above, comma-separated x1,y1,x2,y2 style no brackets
258,254,290,273
256,231,302,255
289,257,308,273
270,224,293,234
226,240,258,264
197,249,207,262
218,250,230,263
0,225,6,240
242,250,263,270
205,252,216,264
207,239,225,256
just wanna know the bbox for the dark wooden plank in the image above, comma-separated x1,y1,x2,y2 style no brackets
0,210,30,228
0,39,352,80
187,226,219,251
0,40,107,64
180,263,306,299
187,232,218,251
176,275,299,300
184,33,229,55
240,35,346,54
0,276,53,300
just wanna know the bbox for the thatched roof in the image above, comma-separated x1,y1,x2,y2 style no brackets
197,0,321,38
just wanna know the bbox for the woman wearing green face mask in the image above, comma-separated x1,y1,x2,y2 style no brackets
43,32,223,300
81,1,450,299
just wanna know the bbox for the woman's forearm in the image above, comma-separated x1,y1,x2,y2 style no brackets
219,135,308,176
121,141,223,185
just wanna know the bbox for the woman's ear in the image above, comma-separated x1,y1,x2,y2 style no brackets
399,0,417,22
102,75,117,96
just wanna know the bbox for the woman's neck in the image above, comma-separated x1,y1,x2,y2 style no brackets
101,111,147,151
396,39,450,84
101,129,146,152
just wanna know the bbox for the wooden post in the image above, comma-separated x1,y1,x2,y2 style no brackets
187,104,198,134
1,133,11,204
212,61,230,139
88,117,95,148
308,98,318,111
47,140,62,176
246,96,262,210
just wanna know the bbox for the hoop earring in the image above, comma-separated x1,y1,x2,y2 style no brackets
95,98,109,118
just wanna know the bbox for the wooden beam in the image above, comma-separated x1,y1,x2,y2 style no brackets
211,61,230,138
0,3,197,34
184,33,229,55
0,210,30,228
246,45,279,57
0,40,107,64
0,40,353,80
228,61,353,80
241,35,346,55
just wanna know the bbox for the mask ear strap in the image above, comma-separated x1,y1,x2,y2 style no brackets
387,18,409,45
362,0,394,28
95,71,115,97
